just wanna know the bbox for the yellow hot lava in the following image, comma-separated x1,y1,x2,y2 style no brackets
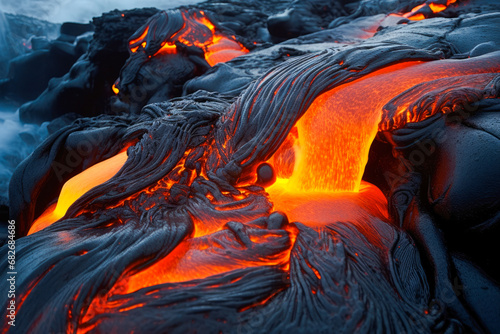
28,152,128,235
268,54,500,219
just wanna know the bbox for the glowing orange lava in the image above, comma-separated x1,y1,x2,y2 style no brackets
129,26,149,46
268,53,500,200
107,54,500,300
77,224,298,328
268,180,388,225
393,0,459,20
28,151,128,235
128,10,248,66
30,50,500,330
123,225,296,293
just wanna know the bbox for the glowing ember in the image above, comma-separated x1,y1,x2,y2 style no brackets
28,152,128,235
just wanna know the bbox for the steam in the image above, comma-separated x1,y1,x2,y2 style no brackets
0,11,13,77
0,108,48,202
0,0,201,23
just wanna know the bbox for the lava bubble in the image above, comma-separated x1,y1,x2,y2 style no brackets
267,211,289,230
256,162,276,187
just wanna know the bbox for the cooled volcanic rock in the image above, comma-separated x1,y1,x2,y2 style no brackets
0,13,59,78
110,9,250,114
267,0,352,41
0,14,73,103
0,16,93,103
0,38,90,103
18,8,160,124
58,22,94,42
2,0,500,333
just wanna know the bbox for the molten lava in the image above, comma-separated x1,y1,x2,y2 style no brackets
26,50,500,333
28,151,128,235
123,225,296,293
79,222,298,329
267,52,500,212
393,0,458,21
30,53,500,236
268,180,389,227
128,10,248,67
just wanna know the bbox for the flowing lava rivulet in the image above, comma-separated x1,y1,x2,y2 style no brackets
2,0,500,333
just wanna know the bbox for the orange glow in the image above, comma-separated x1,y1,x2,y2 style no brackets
117,11,248,94
267,180,388,226
408,13,425,21
123,227,293,293
128,10,248,65
168,10,248,66
204,37,248,66
28,151,128,235
78,224,298,324
288,61,421,193
77,55,499,318
117,10,249,94
410,4,426,12
380,54,500,131
111,84,119,94
429,3,447,12
128,26,149,47
269,54,500,196
381,72,500,131
396,0,460,20
12,263,55,329
239,288,285,312
155,41,177,55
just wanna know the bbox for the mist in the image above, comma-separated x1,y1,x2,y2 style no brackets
0,0,201,23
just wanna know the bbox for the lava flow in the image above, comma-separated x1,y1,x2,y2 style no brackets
28,53,500,235
28,151,128,235
25,53,500,324
392,0,458,21
267,52,500,223
128,10,248,67
76,54,500,309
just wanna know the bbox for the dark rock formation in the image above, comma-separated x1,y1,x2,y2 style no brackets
0,13,59,78
267,0,351,41
17,8,159,124
2,0,500,333
0,38,90,102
